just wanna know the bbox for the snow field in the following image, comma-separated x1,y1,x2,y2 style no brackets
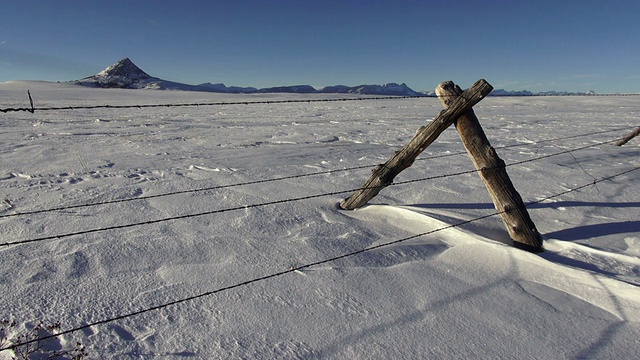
1,81,639,358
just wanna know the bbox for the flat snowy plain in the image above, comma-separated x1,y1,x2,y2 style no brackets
1,81,639,359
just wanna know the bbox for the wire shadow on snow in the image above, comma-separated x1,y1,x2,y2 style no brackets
573,321,630,360
407,201,640,210
333,242,451,268
545,221,640,242
318,258,517,358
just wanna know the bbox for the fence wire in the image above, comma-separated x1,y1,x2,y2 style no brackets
1,95,423,114
3,92,640,114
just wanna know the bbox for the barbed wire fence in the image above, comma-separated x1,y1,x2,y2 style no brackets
1,95,422,114
1,93,639,353
2,90,640,114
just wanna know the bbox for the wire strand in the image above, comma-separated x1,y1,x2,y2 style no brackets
3,92,640,114
0,95,424,113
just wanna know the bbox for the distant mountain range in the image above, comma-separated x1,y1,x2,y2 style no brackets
72,58,425,96
72,58,597,96
487,89,597,96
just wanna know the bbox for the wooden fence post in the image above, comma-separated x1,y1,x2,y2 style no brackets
339,79,494,210
437,81,543,251
616,126,640,146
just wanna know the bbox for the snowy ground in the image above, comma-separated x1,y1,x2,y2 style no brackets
1,81,639,359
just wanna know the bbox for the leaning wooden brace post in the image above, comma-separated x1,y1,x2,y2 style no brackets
616,126,640,146
339,79,494,210
437,81,543,251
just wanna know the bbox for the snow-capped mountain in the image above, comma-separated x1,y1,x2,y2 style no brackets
75,58,153,88
95,57,150,82
74,58,203,91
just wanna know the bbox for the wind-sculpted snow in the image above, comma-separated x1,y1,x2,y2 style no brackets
0,81,639,358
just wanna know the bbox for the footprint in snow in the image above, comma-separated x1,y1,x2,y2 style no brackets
109,324,135,341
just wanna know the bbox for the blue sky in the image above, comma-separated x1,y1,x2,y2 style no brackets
1,0,639,93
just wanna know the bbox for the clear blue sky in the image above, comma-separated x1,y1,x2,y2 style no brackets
1,0,639,93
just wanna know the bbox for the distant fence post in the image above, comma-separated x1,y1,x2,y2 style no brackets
436,81,543,251
616,126,640,146
339,79,493,210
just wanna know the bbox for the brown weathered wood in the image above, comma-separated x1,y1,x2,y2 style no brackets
437,81,543,251
339,79,494,210
616,126,640,146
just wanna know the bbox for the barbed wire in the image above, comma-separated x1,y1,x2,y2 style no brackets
1,95,424,114
400,138,626,185
0,126,632,221
3,92,640,114
1,164,637,353
1,136,628,248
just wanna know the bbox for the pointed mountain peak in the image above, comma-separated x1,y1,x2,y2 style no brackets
74,57,156,88
96,57,150,79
